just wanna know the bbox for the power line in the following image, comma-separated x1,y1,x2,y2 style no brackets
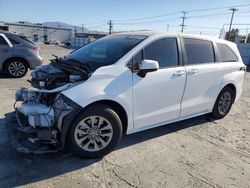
187,3,250,13
75,3,250,28
113,3,250,23
186,25,221,29
114,12,180,22
85,24,107,29
115,17,180,25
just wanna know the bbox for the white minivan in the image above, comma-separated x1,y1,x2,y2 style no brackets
14,32,246,158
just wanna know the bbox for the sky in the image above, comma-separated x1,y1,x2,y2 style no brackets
0,0,250,37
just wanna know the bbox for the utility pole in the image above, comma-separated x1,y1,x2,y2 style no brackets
228,8,238,34
180,11,187,32
81,24,84,33
167,24,169,32
245,27,249,43
108,20,113,35
74,26,77,35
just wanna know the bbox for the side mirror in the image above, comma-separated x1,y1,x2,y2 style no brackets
137,59,159,77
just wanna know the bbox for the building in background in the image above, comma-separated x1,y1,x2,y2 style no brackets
0,21,107,48
1,21,72,43
71,32,106,48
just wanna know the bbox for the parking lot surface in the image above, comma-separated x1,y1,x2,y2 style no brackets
0,44,249,188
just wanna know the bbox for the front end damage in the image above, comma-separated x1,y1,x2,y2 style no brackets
13,87,80,153
12,59,89,153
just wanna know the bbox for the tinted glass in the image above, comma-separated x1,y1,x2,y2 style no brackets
133,50,143,71
9,38,19,45
0,36,8,45
216,43,238,62
183,38,215,64
67,35,146,69
144,38,178,68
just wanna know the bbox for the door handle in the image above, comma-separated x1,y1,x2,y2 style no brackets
188,69,199,75
172,70,185,77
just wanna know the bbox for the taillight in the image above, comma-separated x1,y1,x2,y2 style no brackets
32,47,39,54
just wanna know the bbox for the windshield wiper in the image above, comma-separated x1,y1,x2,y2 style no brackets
66,58,94,72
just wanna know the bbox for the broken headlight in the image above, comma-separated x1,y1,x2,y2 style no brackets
15,88,37,102
54,94,72,110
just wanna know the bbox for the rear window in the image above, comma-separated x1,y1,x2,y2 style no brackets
183,38,215,65
19,35,36,45
0,36,8,45
216,43,238,62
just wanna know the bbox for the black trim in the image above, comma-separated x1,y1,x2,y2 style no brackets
137,68,158,78
59,94,83,147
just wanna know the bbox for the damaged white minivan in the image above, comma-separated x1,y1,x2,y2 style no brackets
14,32,246,158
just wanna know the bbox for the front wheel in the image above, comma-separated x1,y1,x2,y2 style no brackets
212,87,235,119
68,104,123,158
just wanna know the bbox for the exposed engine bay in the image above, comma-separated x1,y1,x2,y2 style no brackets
30,58,92,90
13,58,89,153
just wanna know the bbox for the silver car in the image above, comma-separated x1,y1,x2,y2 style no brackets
0,32,43,77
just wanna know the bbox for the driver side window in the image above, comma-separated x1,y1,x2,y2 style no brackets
144,38,179,68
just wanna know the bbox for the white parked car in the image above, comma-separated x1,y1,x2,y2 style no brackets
14,32,246,158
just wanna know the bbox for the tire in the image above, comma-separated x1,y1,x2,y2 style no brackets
68,104,123,158
4,59,28,78
212,86,235,119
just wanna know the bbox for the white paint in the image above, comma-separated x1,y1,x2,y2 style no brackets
57,32,245,134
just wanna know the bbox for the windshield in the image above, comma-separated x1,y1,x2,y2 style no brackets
66,35,147,69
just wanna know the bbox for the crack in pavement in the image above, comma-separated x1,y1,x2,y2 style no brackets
188,171,219,188
189,130,250,159
107,168,137,188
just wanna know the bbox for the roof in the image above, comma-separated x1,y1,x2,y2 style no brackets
111,30,236,46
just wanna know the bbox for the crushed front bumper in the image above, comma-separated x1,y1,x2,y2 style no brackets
9,110,62,154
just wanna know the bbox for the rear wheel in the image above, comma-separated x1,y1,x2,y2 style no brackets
68,104,123,158
212,87,235,119
5,59,28,78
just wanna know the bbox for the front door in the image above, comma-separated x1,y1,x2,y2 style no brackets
132,37,186,130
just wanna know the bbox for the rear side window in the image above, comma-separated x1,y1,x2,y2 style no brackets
216,43,238,62
9,38,20,45
19,35,36,45
144,38,178,68
183,38,215,65
0,36,8,45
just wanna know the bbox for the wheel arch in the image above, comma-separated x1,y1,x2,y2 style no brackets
88,100,128,133
3,57,30,70
61,99,128,148
221,83,237,103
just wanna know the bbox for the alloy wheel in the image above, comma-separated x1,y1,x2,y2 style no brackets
8,61,26,77
74,116,113,152
218,91,231,115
